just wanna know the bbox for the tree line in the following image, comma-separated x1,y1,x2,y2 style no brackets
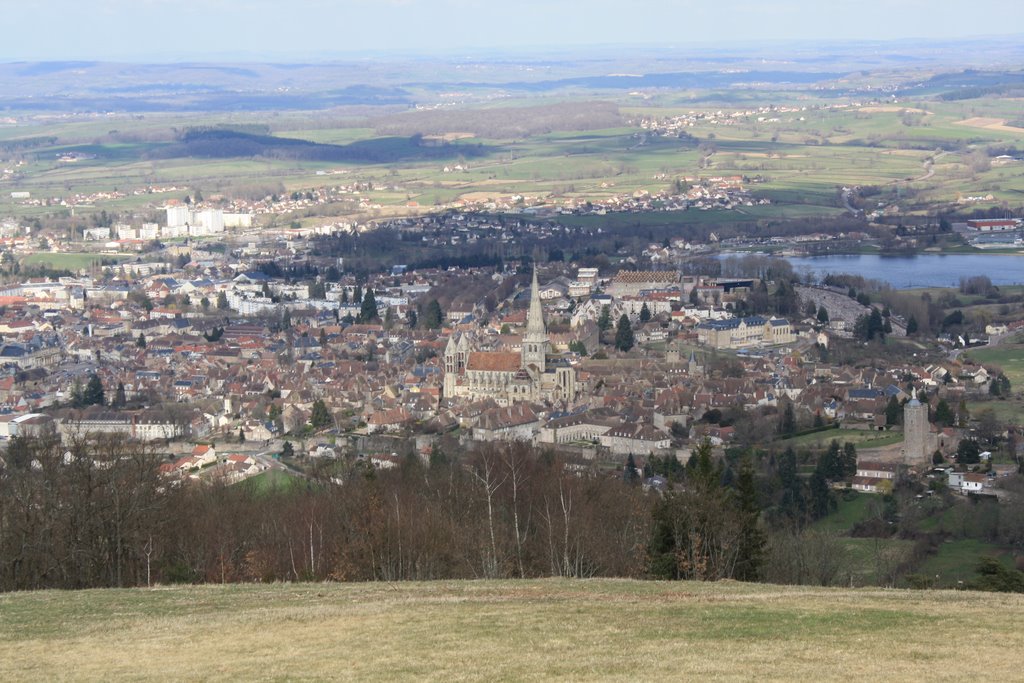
3,433,1021,592
0,435,773,590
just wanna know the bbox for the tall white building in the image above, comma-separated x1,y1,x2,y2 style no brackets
166,205,190,228
194,209,225,234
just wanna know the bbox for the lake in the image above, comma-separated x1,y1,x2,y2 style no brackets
760,253,1023,289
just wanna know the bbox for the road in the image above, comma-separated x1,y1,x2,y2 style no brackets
252,447,312,480
948,329,1014,362
840,187,861,218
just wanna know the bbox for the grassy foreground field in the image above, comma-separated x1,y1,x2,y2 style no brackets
2,579,1023,681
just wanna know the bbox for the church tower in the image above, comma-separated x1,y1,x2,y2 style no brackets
443,334,459,398
903,388,929,464
522,267,548,373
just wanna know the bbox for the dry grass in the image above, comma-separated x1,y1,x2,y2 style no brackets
955,117,1024,134
1,579,1023,681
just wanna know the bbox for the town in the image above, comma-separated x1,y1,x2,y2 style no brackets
0,199,1018,504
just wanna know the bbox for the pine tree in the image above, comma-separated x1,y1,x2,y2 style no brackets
819,440,843,479
217,291,229,310
113,381,127,408
83,373,105,406
597,305,612,332
136,333,146,349
310,399,331,430
779,401,796,437
423,299,443,329
809,471,834,520
885,395,900,425
733,462,765,581
359,289,378,322
842,442,857,477
639,302,651,323
623,454,640,484
614,314,634,352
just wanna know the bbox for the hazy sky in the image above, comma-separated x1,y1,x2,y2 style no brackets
1,0,1022,61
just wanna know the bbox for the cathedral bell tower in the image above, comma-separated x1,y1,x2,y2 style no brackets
522,267,548,374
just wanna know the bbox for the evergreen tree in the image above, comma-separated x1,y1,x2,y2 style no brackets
842,442,857,477
816,305,829,324
809,471,835,520
83,373,105,406
136,333,146,349
614,314,634,352
819,440,843,479
906,315,918,334
423,299,444,329
885,395,900,425
623,454,640,484
957,439,981,464
639,302,651,323
934,398,954,426
281,441,294,459
113,381,127,408
310,399,332,430
778,401,796,437
359,289,378,322
597,305,612,333
217,291,229,310
777,447,806,524
733,462,766,581
238,428,245,443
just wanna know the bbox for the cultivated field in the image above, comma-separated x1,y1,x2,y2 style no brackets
4,93,1024,225
1,579,1022,681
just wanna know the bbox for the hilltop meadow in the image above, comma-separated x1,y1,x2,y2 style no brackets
1,579,1022,681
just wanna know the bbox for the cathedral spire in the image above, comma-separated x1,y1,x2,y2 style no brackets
522,265,548,373
526,266,546,338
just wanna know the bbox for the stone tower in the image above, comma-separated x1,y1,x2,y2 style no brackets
903,389,929,464
666,340,681,364
522,267,548,373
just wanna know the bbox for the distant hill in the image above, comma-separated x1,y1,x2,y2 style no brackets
155,128,493,163
1,579,1021,680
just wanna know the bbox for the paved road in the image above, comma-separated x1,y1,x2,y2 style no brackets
840,187,861,218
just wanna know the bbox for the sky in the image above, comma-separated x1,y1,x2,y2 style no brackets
1,0,1022,61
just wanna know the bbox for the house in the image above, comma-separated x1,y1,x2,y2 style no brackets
192,444,216,465
958,472,989,495
600,423,671,455
473,403,541,442
851,460,898,493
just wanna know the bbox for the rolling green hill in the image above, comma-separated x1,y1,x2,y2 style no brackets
1,579,1022,680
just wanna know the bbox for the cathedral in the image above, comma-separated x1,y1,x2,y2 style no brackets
443,269,579,406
